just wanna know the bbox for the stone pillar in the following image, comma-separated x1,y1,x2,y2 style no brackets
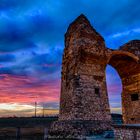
48,14,112,139
59,14,111,122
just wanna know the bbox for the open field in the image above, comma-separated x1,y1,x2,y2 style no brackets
0,117,58,128
0,117,58,140
0,127,44,140
0,114,122,140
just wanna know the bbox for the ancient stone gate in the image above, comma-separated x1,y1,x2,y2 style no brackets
49,14,140,138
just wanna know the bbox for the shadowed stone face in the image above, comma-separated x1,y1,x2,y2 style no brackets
59,14,111,122
118,41,140,124
108,51,140,124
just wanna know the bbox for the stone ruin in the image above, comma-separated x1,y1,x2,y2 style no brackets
48,14,140,139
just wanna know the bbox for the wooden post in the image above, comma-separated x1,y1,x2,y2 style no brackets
42,104,45,117
16,127,21,140
44,127,48,140
35,102,37,117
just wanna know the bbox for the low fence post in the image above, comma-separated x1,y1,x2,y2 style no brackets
44,127,48,140
16,127,21,140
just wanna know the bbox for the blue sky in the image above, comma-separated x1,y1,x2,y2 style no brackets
0,0,139,116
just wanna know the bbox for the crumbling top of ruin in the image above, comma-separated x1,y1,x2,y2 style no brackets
65,14,105,45
119,40,140,58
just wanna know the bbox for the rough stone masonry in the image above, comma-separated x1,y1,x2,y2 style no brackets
48,14,140,139
114,124,140,140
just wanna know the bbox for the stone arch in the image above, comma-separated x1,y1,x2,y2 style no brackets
107,50,140,124
108,50,139,64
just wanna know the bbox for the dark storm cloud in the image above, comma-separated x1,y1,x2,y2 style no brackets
0,0,139,53
0,66,28,75
0,0,21,11
0,62,60,77
26,50,62,76
0,54,15,62
0,49,62,76
26,12,58,45
0,0,39,11
0,0,139,80
0,17,38,52
0,13,58,53
0,67,12,74
29,13,53,33
30,50,62,66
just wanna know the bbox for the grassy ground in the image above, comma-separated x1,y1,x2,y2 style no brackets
0,127,44,140
0,115,121,139
0,117,57,140
0,117,58,128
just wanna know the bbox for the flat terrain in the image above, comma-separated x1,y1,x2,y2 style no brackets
0,114,121,140
0,117,58,140
0,117,58,128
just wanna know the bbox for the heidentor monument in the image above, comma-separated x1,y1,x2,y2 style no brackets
48,14,140,139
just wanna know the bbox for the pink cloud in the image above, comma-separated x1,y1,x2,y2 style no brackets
0,74,60,104
107,83,122,95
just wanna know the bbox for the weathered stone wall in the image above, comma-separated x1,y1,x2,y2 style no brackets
114,124,140,140
48,120,112,139
59,14,111,122
119,41,140,124
108,49,140,124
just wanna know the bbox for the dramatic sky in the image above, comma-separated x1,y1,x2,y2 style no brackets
0,0,139,117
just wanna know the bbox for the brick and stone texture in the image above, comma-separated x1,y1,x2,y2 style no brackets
114,124,140,140
119,41,140,124
48,14,140,139
59,14,111,122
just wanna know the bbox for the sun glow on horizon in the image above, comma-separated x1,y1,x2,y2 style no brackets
0,103,59,117
0,0,138,117
0,102,121,117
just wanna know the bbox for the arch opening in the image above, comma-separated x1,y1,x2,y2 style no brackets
106,65,122,115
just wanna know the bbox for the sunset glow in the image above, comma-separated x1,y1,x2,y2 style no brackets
0,0,139,117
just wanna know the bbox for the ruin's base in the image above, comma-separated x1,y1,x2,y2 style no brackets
48,120,112,139
114,124,140,140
